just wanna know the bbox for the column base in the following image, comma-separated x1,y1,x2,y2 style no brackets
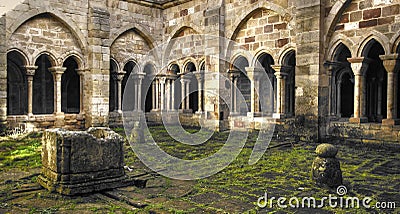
54,112,65,127
382,119,400,126
272,113,286,119
349,117,368,124
179,109,193,114
247,112,262,118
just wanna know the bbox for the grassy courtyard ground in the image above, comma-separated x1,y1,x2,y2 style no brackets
0,126,399,213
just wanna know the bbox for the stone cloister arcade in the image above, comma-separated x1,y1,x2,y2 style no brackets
2,0,400,143
7,50,84,129
327,38,400,126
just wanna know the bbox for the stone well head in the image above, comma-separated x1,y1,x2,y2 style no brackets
38,127,126,195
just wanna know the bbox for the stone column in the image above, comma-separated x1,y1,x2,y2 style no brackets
180,78,186,110
152,81,156,111
76,69,85,116
171,78,175,110
246,67,262,117
380,54,399,125
133,73,145,112
195,71,204,113
348,57,369,123
159,77,166,111
25,66,37,117
186,79,190,111
229,70,240,115
116,71,126,113
271,65,288,119
336,80,341,117
50,67,66,127
155,78,160,110
166,79,171,111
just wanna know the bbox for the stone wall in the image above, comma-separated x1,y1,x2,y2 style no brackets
0,15,6,134
328,121,400,144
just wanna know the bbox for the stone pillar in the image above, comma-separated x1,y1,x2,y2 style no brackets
25,66,37,117
50,67,66,127
195,71,204,113
159,77,166,111
229,70,240,115
272,65,287,119
76,70,86,116
246,67,262,117
155,78,160,110
380,54,400,125
185,79,190,111
171,79,175,110
116,71,126,113
348,57,369,123
166,79,171,111
336,80,341,117
152,81,156,111
180,78,186,110
133,73,145,112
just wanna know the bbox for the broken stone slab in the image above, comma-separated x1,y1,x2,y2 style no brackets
37,127,145,195
312,143,343,188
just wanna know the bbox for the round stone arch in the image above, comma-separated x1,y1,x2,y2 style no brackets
326,34,356,61
7,8,88,52
168,62,181,75
7,48,30,66
227,3,290,41
182,58,198,73
357,32,390,57
33,51,58,67
277,45,296,65
61,52,85,70
110,58,120,73
230,51,253,70
389,31,400,53
121,58,141,74
252,48,277,68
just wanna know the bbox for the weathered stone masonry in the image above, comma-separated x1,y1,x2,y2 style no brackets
1,0,400,143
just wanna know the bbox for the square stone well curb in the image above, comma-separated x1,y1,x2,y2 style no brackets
38,127,131,195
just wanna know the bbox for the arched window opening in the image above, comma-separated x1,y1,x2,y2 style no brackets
143,64,155,113
331,43,353,119
7,51,27,115
232,56,250,115
122,61,136,111
363,40,387,122
340,71,354,118
33,55,54,114
256,53,275,115
282,51,296,117
170,64,181,110
109,60,118,112
61,57,80,114
185,62,198,112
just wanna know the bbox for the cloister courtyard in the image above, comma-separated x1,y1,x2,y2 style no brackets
0,126,398,213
